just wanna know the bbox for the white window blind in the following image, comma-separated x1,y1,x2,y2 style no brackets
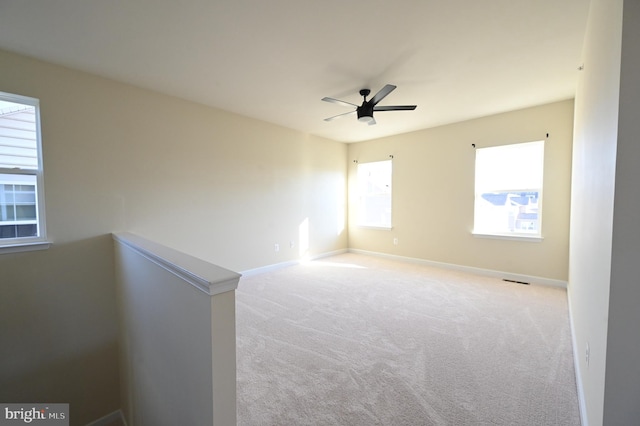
475,142,544,192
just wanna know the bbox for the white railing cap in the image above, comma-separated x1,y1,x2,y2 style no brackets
113,232,241,296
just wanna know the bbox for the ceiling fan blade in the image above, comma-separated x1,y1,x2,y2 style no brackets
321,97,359,108
324,110,356,121
374,105,417,111
369,84,396,106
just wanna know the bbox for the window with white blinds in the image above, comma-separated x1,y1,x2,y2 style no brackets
473,141,544,239
0,92,47,247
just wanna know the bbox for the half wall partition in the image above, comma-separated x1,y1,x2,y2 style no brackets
113,232,240,426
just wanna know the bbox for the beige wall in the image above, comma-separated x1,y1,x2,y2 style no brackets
348,100,574,281
568,0,623,424
0,49,347,424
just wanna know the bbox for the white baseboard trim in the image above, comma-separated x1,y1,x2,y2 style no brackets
240,249,348,277
348,249,568,288
239,248,567,288
241,259,300,277
567,289,589,426
85,409,126,426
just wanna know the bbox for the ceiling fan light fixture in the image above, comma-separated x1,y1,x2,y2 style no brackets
357,102,374,123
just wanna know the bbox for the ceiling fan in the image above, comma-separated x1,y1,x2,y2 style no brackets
322,84,417,125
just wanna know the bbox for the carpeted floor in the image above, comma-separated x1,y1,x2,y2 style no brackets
236,253,581,425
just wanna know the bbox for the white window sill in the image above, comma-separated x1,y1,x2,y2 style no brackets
472,232,543,242
0,241,51,255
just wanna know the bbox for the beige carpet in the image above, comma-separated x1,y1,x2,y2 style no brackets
236,253,581,425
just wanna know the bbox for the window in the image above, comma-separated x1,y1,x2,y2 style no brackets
473,141,544,239
0,91,47,251
357,159,392,228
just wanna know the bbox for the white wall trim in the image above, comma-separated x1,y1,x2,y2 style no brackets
240,249,348,277
112,232,241,296
239,248,566,288
241,258,300,277
0,240,51,255
567,288,589,426
472,232,544,243
348,249,568,288
85,409,127,426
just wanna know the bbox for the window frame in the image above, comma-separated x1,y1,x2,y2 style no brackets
0,91,49,254
472,140,544,242
356,159,393,230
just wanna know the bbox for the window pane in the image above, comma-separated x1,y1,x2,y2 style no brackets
0,225,17,238
0,92,45,246
474,142,544,237
475,190,540,234
0,174,38,239
0,204,16,220
357,160,392,228
16,184,36,192
14,190,36,204
16,224,37,238
0,102,38,169
16,204,36,220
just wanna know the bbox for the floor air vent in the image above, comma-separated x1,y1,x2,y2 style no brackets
503,278,530,285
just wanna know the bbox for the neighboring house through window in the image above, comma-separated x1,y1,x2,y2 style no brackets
357,159,392,229
0,91,47,250
473,141,544,239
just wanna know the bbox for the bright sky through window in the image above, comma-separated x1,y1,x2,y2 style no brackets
357,160,392,229
474,141,544,238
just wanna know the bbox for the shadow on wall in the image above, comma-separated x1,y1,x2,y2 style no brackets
0,235,120,426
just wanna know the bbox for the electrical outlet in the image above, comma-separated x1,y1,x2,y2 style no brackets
274,243,280,252
393,237,398,246
290,241,295,249
586,343,590,367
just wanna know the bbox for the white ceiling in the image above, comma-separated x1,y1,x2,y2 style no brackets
0,0,590,143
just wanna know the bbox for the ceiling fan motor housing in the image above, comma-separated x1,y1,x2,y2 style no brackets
357,102,374,121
